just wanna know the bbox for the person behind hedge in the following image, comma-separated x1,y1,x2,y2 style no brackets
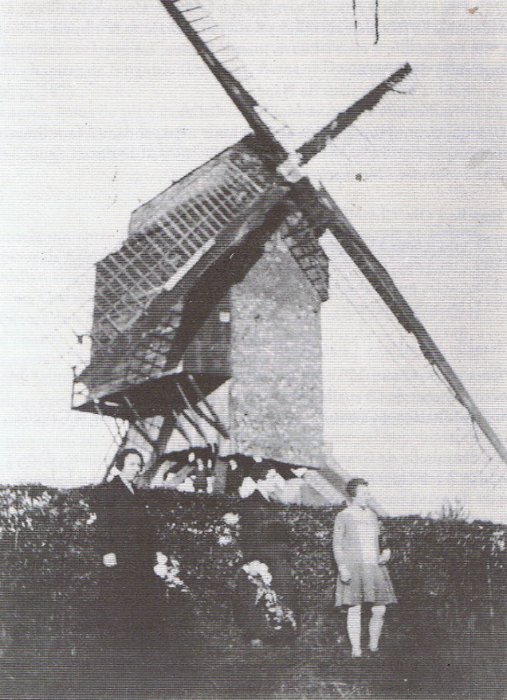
333,477,396,658
151,449,195,489
94,448,173,650
232,469,299,647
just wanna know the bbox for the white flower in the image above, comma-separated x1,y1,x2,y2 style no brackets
223,512,240,527
238,477,257,499
156,552,168,564
259,570,272,586
154,562,169,578
254,561,270,579
218,535,233,547
86,513,97,525
243,560,258,574
177,478,195,493
492,530,505,552
243,560,273,586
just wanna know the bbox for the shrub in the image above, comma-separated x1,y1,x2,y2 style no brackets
1,485,505,625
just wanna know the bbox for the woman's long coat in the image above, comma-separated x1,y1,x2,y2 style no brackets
92,476,167,647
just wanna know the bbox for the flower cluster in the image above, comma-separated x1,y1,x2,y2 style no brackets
72,498,97,528
0,487,55,535
491,530,505,553
154,552,190,594
242,560,297,633
0,487,98,537
216,511,240,547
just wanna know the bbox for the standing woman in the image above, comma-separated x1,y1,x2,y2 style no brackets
333,478,396,658
93,448,167,650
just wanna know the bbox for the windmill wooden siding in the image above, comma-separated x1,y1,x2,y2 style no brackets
182,293,231,377
75,138,274,404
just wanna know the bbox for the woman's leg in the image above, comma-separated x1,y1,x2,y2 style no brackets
346,604,362,657
368,604,386,652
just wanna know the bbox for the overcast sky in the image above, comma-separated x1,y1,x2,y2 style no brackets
1,1,506,521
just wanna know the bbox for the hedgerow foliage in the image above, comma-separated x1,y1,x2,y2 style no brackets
1,484,505,616
146,490,506,618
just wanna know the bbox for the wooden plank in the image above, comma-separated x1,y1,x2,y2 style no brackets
79,181,290,402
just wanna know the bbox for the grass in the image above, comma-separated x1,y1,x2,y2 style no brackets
1,587,505,699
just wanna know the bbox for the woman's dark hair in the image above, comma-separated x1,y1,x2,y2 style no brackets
102,447,144,483
115,448,144,470
346,477,369,498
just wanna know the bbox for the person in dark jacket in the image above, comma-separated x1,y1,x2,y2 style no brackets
232,470,299,647
93,448,168,649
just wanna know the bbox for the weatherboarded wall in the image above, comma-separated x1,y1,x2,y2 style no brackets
229,231,324,466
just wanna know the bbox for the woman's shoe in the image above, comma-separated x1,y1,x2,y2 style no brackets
351,647,362,658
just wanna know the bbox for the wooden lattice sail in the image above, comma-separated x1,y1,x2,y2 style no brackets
73,0,507,475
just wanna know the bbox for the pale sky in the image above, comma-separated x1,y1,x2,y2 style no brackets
1,1,506,521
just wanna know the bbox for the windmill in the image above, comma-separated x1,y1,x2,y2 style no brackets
72,0,507,490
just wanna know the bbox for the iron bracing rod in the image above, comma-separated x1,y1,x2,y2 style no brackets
158,0,286,159
297,63,412,165
181,408,209,444
92,400,124,447
292,178,507,466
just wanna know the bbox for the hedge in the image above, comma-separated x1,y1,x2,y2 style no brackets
1,484,505,622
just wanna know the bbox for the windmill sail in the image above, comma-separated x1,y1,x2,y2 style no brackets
153,0,507,467
296,63,412,165
291,179,507,465
158,0,286,157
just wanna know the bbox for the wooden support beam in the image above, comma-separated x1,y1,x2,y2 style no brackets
188,374,230,439
122,396,157,448
171,409,192,444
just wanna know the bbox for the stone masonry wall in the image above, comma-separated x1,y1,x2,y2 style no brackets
229,231,325,467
